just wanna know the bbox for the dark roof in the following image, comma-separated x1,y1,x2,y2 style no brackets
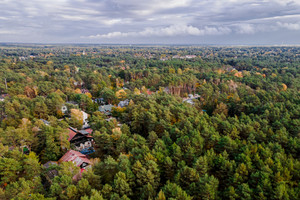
79,130,89,135
68,127,93,141
43,161,58,168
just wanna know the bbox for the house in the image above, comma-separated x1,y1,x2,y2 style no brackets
61,101,79,115
81,111,89,129
74,81,83,86
183,94,201,105
66,101,79,106
99,104,115,115
172,55,181,59
105,117,116,122
40,119,50,126
172,55,197,59
58,150,91,169
93,98,105,105
81,89,90,94
43,161,59,180
185,55,197,59
163,87,170,94
0,94,9,102
146,90,153,95
118,99,129,108
185,99,195,105
68,127,94,154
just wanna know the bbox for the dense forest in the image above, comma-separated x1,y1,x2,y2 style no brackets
0,45,299,200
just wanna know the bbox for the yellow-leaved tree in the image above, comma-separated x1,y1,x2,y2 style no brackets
70,109,83,129
133,88,141,95
85,92,92,98
141,86,147,94
116,89,127,99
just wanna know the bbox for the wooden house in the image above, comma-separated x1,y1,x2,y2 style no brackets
68,127,94,154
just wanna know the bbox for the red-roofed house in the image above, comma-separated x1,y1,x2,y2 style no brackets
81,89,90,94
58,150,91,169
68,127,94,154
146,90,153,95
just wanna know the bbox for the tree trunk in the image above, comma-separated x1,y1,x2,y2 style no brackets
4,78,7,90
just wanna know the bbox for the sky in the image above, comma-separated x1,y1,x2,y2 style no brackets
1,0,300,45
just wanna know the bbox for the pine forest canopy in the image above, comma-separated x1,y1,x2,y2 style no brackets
0,45,299,200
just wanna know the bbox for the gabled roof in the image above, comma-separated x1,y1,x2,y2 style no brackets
68,128,78,141
68,127,93,141
58,150,91,167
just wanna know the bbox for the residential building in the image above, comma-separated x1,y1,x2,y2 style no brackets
58,150,91,169
183,94,201,105
93,98,105,105
68,127,94,154
0,94,9,102
118,99,129,108
40,119,50,126
43,161,59,180
99,104,114,115
82,111,89,129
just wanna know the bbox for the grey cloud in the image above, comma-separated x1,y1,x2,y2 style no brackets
87,24,231,39
277,22,300,30
0,0,300,44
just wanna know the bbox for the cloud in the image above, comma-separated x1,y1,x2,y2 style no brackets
87,24,231,39
0,30,17,35
236,24,256,34
277,22,300,30
1,0,300,43
109,0,192,15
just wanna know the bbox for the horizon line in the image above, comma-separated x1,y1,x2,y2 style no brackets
1,42,300,47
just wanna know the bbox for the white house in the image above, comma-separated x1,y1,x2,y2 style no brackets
82,111,89,129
